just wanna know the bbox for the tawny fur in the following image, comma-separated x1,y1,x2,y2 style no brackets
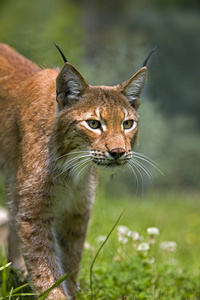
0,43,147,299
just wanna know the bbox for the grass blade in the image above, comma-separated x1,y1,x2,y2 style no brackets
0,262,12,272
1,263,8,298
11,283,30,294
8,287,13,300
90,210,124,300
36,272,74,300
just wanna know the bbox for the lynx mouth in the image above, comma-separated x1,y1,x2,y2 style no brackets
92,160,124,175
92,158,128,169
91,149,132,169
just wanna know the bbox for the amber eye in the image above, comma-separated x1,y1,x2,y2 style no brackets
123,120,134,130
86,120,101,129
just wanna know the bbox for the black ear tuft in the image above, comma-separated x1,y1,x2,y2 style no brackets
54,42,68,63
142,46,156,67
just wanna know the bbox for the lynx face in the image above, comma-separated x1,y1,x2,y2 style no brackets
53,63,147,182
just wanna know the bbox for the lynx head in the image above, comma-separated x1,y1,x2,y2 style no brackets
53,61,148,182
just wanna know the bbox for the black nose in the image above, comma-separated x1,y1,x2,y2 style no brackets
109,148,126,159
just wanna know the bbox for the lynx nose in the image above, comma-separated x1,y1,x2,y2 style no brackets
109,148,126,159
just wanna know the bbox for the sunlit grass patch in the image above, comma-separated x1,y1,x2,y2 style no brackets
78,191,200,299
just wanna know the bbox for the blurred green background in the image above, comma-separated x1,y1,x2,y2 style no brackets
0,0,200,196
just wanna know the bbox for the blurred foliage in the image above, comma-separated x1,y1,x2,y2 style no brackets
0,0,199,191
0,0,84,66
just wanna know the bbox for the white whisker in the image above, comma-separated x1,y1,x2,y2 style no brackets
127,164,139,194
54,152,92,180
64,154,91,167
74,161,93,183
54,167,68,180
131,151,164,176
70,157,91,175
131,159,153,185
55,150,90,161
132,151,157,163
124,151,164,193
128,160,145,190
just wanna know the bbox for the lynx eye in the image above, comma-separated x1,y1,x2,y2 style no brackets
86,120,101,130
123,120,135,130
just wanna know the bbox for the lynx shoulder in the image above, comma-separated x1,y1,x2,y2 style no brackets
0,43,150,299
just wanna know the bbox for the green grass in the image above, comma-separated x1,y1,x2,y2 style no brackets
78,190,200,299
1,190,200,299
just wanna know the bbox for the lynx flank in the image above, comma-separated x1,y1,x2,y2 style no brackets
0,43,151,299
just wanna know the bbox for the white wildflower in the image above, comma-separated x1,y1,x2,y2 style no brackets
114,255,121,262
84,241,93,250
137,242,150,252
117,225,129,244
118,235,128,244
147,257,155,265
117,225,129,235
147,227,160,236
127,230,140,241
0,207,8,226
160,241,177,252
96,235,107,243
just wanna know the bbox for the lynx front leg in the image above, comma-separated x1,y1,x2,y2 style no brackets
15,134,71,298
57,210,90,298
8,222,26,271
6,184,26,272
16,185,70,300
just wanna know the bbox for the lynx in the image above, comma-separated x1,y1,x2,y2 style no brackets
0,43,154,299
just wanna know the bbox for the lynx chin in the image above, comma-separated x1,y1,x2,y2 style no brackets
0,43,154,299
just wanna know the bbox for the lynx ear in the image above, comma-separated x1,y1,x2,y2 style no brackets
56,63,88,110
120,67,147,109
